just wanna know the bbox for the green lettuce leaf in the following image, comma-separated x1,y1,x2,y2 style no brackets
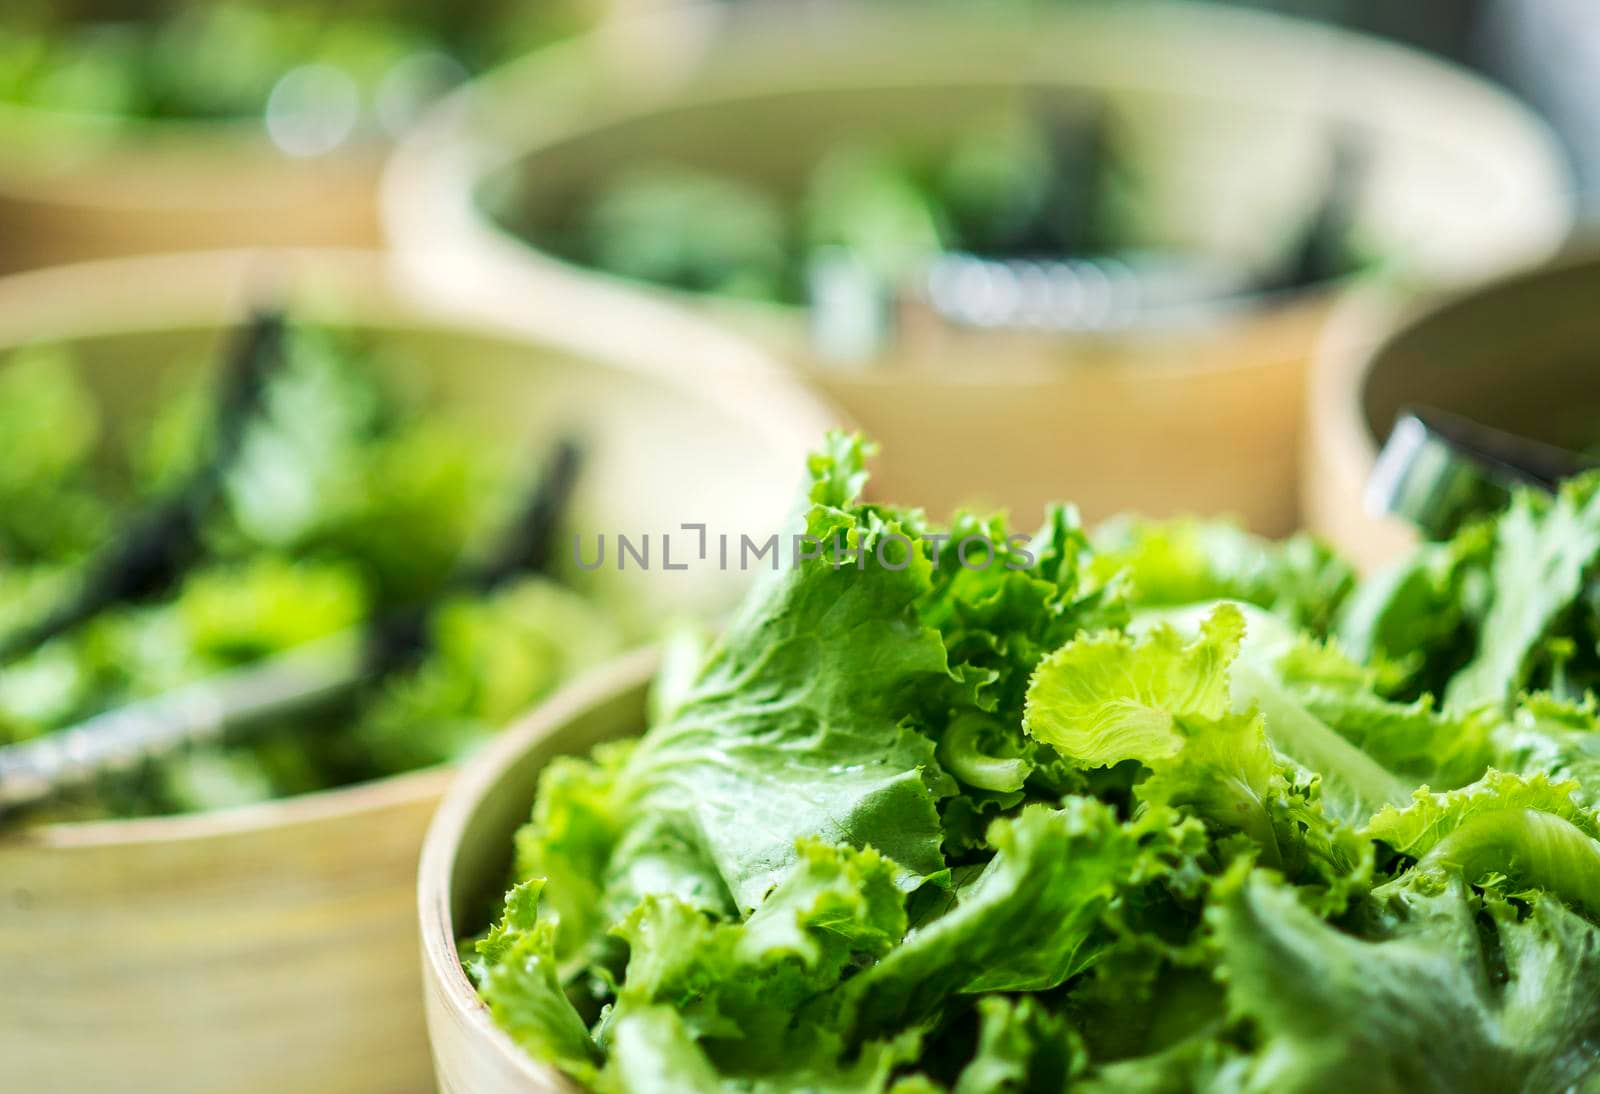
1091,516,1353,634
951,995,1083,1094
841,799,1200,1039
1022,604,1242,767
1336,525,1493,701
1213,869,1600,1093
1492,693,1600,807
474,880,604,1084
549,436,957,932
1446,479,1600,711
0,345,109,562
1025,603,1379,897
1363,768,1594,859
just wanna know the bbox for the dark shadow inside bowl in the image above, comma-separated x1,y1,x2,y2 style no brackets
1360,257,1600,454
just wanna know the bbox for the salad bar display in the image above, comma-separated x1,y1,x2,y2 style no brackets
2,2,1596,1092
425,434,1600,1092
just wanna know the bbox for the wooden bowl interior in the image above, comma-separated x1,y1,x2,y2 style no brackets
1359,259,1600,452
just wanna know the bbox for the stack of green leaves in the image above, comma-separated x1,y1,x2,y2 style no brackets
473,434,1600,1092
0,325,620,820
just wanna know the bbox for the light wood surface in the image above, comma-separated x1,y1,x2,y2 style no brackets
419,651,659,1094
0,250,837,1093
1307,249,1600,571
385,0,1572,536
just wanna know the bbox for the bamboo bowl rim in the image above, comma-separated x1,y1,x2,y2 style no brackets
0,248,831,852
418,648,660,1091
1312,245,1600,504
384,0,1572,385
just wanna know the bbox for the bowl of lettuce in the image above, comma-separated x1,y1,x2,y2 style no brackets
0,0,606,272
0,249,834,1094
387,0,1570,534
422,431,1600,1092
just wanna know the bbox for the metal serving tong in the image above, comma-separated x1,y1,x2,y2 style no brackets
0,310,286,666
0,438,583,817
1367,406,1598,537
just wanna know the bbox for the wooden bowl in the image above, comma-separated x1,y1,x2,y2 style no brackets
0,103,385,274
418,650,657,1094
385,0,1572,535
0,249,837,1094
1307,249,1600,572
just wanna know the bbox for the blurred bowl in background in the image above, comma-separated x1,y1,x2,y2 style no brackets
385,0,1572,535
0,248,835,1094
1307,249,1600,572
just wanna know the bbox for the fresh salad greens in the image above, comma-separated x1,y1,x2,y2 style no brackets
537,112,1122,308
0,324,620,821
471,433,1600,1092
527,108,1361,315
0,0,594,135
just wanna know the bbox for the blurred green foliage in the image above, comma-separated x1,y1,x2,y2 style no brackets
547,111,1131,308
0,0,601,131
0,324,622,821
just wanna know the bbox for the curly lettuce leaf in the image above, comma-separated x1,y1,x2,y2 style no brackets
840,800,1200,1039
1092,516,1353,634
602,436,955,917
511,740,637,962
1336,525,1493,700
951,995,1083,1094
600,1004,924,1094
1022,604,1243,767
575,842,919,1090
350,576,622,775
1446,478,1600,711
1491,693,1600,809
1365,772,1600,919
1364,768,1594,858
474,879,605,1084
1213,870,1600,1093
1026,603,1390,889
1269,634,1494,790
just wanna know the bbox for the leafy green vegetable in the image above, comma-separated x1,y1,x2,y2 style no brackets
474,439,1600,1090
1,1,596,129
1091,516,1354,634
0,324,622,821
1213,868,1600,1092
1447,479,1600,710
576,166,793,302
0,346,109,563
1342,477,1600,715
